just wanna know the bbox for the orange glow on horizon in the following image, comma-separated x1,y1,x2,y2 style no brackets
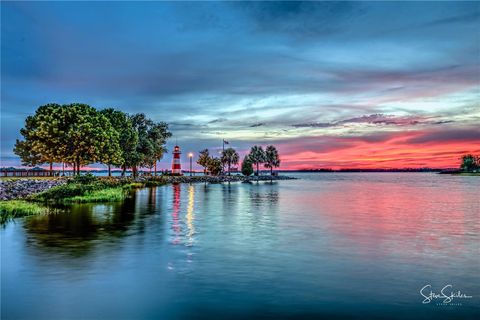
278,131,479,170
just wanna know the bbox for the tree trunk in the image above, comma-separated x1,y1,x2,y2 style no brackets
132,166,137,178
73,163,76,176
154,161,157,176
256,163,259,182
108,164,111,177
49,162,53,173
121,165,126,177
228,163,231,176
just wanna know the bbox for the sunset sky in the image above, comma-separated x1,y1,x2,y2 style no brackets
1,1,479,170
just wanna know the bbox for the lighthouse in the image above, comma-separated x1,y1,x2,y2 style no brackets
171,145,182,175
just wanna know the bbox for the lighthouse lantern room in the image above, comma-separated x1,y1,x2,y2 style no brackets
171,145,182,175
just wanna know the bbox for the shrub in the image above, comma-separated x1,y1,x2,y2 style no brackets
70,173,98,185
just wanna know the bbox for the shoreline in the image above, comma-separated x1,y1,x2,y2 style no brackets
0,175,296,201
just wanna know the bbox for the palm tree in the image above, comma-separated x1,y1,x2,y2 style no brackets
248,145,266,177
264,145,280,176
221,147,239,175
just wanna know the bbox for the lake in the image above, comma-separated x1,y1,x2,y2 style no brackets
1,173,479,319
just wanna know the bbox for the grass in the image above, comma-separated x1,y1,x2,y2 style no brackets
456,172,480,176
0,200,49,224
62,187,127,203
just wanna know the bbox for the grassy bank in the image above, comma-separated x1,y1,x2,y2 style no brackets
0,200,49,224
60,187,126,203
30,177,137,204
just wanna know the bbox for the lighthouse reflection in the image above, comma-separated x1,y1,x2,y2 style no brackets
171,183,181,245
186,184,195,247
169,183,196,247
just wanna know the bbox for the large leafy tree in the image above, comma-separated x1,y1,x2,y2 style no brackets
221,147,239,176
264,145,280,175
100,108,138,176
62,104,121,175
128,113,171,178
248,145,266,176
147,122,172,176
14,104,171,177
197,149,210,175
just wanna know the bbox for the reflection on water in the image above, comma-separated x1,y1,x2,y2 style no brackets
186,184,195,247
23,200,136,258
1,173,479,320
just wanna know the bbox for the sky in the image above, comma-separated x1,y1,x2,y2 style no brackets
1,1,479,170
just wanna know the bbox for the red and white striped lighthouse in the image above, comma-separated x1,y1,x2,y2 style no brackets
171,145,182,175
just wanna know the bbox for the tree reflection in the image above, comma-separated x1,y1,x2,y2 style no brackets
22,198,136,257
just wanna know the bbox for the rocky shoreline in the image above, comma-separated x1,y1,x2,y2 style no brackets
0,178,67,201
1,175,296,201
155,174,297,184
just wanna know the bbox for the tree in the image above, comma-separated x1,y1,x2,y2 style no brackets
207,157,222,176
100,108,138,176
13,139,44,167
14,104,65,172
147,122,171,176
460,154,479,172
127,113,171,178
248,145,266,176
241,155,253,176
221,147,239,176
62,104,120,175
264,145,280,176
197,149,211,175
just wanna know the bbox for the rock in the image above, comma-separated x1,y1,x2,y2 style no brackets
0,178,67,201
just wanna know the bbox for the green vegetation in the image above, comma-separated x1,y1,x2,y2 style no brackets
241,155,254,176
264,145,280,175
221,148,239,175
0,200,49,224
197,145,281,177
460,154,479,172
62,187,126,203
194,148,223,176
207,158,223,176
197,149,211,174
30,174,134,204
248,145,266,176
14,103,171,177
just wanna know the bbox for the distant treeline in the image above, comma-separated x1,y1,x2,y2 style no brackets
14,103,171,177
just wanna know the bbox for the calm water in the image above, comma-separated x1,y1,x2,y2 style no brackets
2,173,479,319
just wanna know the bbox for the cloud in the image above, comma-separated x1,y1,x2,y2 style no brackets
291,113,452,128
405,128,480,144
1,1,479,169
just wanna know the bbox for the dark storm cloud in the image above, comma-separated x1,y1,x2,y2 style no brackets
405,128,480,145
